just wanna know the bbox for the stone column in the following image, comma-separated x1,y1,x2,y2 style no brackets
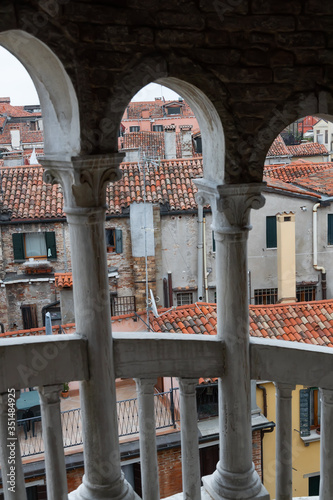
274,383,295,500
195,180,269,500
135,378,160,500
178,378,201,500
319,388,333,500
42,155,138,500
38,384,68,500
0,391,26,499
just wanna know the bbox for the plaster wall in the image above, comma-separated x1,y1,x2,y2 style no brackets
248,192,333,301
257,382,320,498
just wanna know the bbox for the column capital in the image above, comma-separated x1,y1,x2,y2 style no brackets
177,378,198,394
40,153,125,214
135,378,156,395
194,178,266,234
274,382,296,398
39,384,63,405
320,388,333,405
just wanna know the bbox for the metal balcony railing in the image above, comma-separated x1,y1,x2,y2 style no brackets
16,389,181,456
0,332,332,499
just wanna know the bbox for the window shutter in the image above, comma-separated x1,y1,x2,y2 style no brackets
300,388,311,437
45,232,57,259
115,229,123,253
12,233,25,260
266,216,277,248
328,214,333,245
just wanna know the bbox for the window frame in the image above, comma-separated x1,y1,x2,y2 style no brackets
176,292,193,306
129,126,140,132
12,232,57,261
328,214,333,245
105,228,123,254
266,215,277,249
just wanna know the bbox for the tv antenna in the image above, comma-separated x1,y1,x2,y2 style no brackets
149,289,159,318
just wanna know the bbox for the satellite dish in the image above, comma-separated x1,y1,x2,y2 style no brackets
150,289,159,318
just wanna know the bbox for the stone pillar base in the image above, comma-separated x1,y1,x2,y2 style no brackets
202,474,270,500
68,478,140,500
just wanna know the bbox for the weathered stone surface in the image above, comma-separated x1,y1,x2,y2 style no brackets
252,0,302,14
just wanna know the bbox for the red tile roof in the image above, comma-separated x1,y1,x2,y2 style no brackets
287,142,329,157
54,272,73,289
264,160,333,196
0,165,64,219
0,323,75,338
266,135,290,157
150,301,333,348
2,156,332,221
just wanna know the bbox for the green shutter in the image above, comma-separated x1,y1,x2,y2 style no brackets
12,233,25,260
300,388,311,437
45,232,57,259
328,214,333,245
115,229,123,253
266,216,277,248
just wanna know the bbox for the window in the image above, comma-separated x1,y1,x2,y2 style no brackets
254,288,278,305
266,216,277,248
152,125,163,132
296,284,316,302
105,228,123,253
212,231,216,253
300,388,321,437
167,107,181,115
129,126,140,132
325,129,328,144
176,292,193,306
12,232,57,260
194,136,202,154
21,304,38,330
328,214,333,245
111,296,136,316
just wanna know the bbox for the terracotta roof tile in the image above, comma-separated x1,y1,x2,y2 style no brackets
150,300,333,348
266,135,290,157
287,142,329,157
54,272,73,289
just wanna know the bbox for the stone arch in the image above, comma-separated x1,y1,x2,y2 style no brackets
106,55,226,183
249,90,333,180
0,30,80,160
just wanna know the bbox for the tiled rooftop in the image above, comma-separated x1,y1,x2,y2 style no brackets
2,156,332,220
287,142,329,157
150,301,333,348
266,134,290,157
0,166,64,219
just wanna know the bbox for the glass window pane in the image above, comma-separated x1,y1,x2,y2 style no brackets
25,233,47,258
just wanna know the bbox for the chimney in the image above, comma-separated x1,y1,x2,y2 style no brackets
180,124,193,158
277,212,296,303
164,124,176,159
10,127,20,149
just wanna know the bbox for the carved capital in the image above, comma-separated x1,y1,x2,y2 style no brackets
195,178,266,234
41,153,124,213
38,384,63,405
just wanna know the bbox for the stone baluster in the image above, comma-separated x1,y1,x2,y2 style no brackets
135,378,160,500
178,378,201,500
38,384,68,500
195,180,269,500
319,388,333,500
0,391,26,499
275,383,295,500
42,155,138,500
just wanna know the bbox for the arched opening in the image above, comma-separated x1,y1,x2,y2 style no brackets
0,30,80,159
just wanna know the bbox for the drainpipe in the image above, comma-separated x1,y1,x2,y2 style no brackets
203,216,208,302
313,203,327,299
197,205,204,301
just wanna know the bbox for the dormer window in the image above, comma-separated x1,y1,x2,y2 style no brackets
167,107,181,115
